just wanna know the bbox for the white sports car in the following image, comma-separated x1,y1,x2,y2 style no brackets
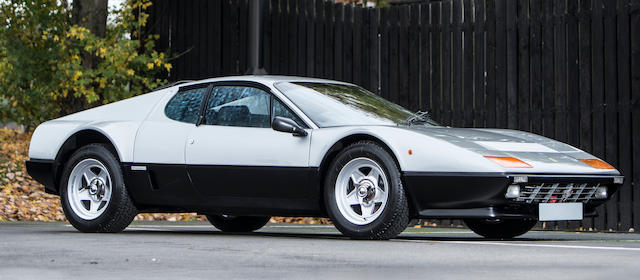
26,76,623,239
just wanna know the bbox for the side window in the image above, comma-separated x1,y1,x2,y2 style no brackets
272,98,307,128
164,86,208,124
204,86,270,128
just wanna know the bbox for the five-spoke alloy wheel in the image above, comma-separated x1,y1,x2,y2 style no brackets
325,141,409,240
335,158,389,225
60,144,137,233
67,159,112,220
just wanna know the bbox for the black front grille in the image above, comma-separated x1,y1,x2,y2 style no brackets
514,182,602,203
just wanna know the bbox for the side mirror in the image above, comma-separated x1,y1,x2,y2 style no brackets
272,116,308,137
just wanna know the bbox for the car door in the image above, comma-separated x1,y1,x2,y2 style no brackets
185,83,314,211
131,83,211,206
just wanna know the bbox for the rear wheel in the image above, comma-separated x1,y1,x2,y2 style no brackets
464,218,537,239
324,141,409,240
60,144,138,233
206,215,270,232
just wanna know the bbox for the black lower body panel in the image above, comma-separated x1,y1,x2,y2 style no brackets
403,172,511,210
121,163,323,217
25,159,58,194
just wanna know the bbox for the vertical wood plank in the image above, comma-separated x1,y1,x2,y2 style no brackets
314,0,324,77
554,0,567,143
485,0,496,127
566,0,580,147
324,1,334,79
263,0,271,72
278,0,287,75
452,0,463,127
174,0,185,79
505,0,518,129
495,0,507,128
474,0,486,127
517,0,530,132
398,6,410,108
389,6,400,104
541,0,555,140
305,0,315,76
462,0,474,128
369,8,381,94
297,0,307,76
362,5,371,91
186,0,196,78
344,5,354,82
431,2,442,121
529,0,542,134
269,0,279,74
380,7,390,100
169,0,180,79
239,0,248,75
442,0,452,126
286,0,301,75
408,4,421,111
334,3,344,81
420,3,431,111
354,5,364,85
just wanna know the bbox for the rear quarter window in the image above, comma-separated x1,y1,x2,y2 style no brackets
164,86,208,124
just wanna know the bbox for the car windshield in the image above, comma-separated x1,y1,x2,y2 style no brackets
274,82,439,128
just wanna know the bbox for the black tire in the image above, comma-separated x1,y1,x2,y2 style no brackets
206,215,270,232
324,141,409,240
464,218,537,239
60,144,138,233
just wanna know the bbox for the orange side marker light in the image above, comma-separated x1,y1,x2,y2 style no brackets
484,156,533,168
579,159,615,169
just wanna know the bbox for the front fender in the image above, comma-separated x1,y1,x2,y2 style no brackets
309,126,505,173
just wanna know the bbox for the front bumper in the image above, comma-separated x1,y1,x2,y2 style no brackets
403,172,623,219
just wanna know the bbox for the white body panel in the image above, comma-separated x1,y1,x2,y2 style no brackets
29,88,170,161
132,87,194,164
186,126,310,166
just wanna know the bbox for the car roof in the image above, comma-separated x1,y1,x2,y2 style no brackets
168,75,354,89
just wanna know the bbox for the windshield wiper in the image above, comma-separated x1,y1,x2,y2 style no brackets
401,111,432,126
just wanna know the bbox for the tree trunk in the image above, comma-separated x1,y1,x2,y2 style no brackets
72,0,108,70
68,0,108,113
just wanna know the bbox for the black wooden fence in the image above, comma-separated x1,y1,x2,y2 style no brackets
147,0,640,232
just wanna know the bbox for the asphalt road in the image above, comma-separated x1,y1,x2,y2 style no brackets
1,222,639,280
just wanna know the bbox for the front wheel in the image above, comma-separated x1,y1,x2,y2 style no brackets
464,218,537,239
324,141,409,240
206,215,270,232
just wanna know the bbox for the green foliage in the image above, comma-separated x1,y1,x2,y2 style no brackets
0,0,170,127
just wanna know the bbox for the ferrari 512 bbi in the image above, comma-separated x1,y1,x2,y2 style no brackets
26,76,623,239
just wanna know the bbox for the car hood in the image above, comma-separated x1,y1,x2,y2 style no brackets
401,126,619,175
